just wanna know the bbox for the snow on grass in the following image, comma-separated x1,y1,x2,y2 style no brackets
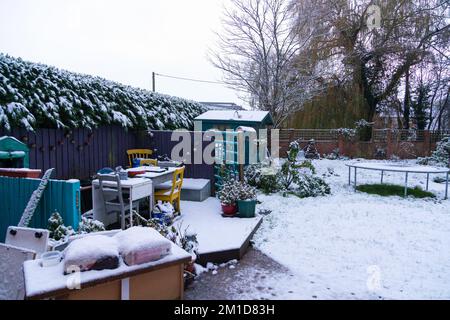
252,159,450,299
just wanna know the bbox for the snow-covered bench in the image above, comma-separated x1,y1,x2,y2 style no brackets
155,178,211,202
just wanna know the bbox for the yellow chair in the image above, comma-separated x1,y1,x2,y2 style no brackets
154,167,184,214
140,159,158,167
127,149,153,167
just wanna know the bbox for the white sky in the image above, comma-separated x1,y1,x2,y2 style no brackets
0,0,244,105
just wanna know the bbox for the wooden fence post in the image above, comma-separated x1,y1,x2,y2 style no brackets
423,131,431,157
338,135,345,157
386,130,393,159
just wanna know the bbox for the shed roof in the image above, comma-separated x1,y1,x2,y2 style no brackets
199,102,244,111
195,110,273,124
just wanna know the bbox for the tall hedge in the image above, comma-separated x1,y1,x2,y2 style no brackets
0,54,205,131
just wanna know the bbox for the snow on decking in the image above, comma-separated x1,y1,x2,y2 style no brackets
251,159,450,300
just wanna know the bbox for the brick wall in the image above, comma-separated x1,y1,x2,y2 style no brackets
277,129,444,159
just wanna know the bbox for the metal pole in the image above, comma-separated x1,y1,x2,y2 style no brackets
381,170,384,184
348,166,351,186
152,72,156,92
404,172,408,197
445,172,449,200
354,167,357,188
129,194,133,228
426,173,429,191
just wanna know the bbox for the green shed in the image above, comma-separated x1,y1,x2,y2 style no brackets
194,111,273,167
194,110,273,132
0,136,30,168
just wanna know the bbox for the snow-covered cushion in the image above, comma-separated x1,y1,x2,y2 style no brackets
114,227,172,266
63,235,119,274
155,178,209,191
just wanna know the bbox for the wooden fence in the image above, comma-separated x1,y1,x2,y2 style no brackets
145,130,215,183
0,126,140,181
2,127,449,178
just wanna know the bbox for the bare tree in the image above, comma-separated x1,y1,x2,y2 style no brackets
426,54,450,130
210,0,324,128
433,86,450,131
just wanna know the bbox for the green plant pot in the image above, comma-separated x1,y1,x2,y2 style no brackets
237,200,257,218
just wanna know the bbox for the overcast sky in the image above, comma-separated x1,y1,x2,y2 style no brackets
0,0,244,105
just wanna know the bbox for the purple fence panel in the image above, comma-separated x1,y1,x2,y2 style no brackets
147,130,215,188
0,127,214,183
0,126,140,181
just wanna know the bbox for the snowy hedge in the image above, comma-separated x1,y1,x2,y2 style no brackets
0,54,206,131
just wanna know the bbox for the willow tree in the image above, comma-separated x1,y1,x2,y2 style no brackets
291,0,450,137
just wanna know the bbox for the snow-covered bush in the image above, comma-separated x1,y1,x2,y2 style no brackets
244,164,282,194
430,136,450,166
324,148,341,160
292,175,331,198
298,160,316,174
246,142,330,198
280,159,316,189
355,119,372,129
279,159,331,198
417,136,450,166
169,224,199,260
48,212,107,241
287,140,301,161
0,54,205,131
374,147,386,159
78,217,106,234
333,128,357,140
47,211,74,241
279,141,330,197
279,160,301,190
333,120,373,141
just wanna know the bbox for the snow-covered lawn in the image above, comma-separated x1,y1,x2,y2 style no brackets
252,159,450,300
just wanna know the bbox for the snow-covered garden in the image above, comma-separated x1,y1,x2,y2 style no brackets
251,158,450,299
189,138,450,300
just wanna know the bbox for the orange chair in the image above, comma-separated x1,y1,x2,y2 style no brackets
127,149,153,167
140,159,158,167
154,167,184,214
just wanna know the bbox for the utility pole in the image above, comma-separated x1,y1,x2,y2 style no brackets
152,72,156,92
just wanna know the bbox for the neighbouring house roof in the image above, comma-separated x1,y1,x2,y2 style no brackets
199,102,244,111
194,110,273,124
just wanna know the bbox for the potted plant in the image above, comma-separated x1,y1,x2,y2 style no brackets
236,181,257,218
217,179,239,216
